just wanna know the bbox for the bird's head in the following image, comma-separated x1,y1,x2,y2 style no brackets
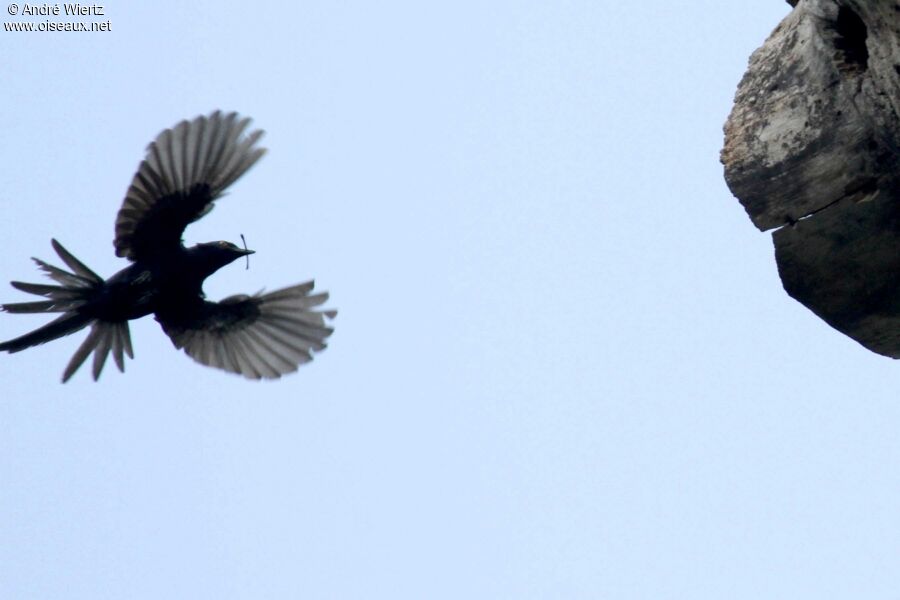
191,240,255,274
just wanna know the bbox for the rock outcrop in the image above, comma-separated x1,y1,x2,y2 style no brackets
722,0,900,357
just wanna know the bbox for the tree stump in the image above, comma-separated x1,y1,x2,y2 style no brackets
721,0,900,357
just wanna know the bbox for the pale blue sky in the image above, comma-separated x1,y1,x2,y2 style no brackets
3,1,900,598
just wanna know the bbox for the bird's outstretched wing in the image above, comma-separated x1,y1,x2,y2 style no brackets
114,111,266,261
157,282,336,380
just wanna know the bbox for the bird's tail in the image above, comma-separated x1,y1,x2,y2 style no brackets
0,239,134,382
59,319,134,383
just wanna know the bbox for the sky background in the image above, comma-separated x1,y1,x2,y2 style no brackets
3,1,900,598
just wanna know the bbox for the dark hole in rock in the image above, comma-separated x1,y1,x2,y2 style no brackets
832,6,869,72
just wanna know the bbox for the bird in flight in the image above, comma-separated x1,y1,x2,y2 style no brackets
0,111,335,382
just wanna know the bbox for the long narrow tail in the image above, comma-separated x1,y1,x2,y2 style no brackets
0,239,135,382
0,311,94,353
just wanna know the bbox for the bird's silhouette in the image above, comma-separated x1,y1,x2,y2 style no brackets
0,111,335,382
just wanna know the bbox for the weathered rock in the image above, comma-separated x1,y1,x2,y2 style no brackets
722,0,900,357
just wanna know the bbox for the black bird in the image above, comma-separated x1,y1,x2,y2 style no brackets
0,111,335,382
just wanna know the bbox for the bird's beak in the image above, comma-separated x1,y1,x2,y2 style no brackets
239,249,255,256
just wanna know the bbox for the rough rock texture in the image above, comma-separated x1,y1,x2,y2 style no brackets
722,0,900,357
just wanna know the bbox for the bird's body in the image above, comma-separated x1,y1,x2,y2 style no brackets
98,242,252,321
0,111,335,382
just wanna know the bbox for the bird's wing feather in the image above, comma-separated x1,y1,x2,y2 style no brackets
114,111,266,261
157,282,335,380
